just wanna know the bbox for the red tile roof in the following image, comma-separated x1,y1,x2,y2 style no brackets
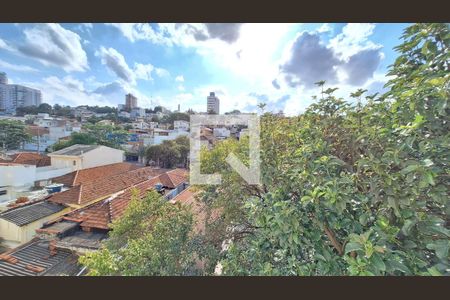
51,162,141,187
157,168,189,188
48,167,169,207
0,152,51,167
60,169,189,230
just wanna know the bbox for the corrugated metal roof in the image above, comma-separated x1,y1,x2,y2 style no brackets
0,240,80,276
0,201,65,226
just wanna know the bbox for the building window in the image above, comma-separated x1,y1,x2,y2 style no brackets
73,160,76,166
0,190,7,196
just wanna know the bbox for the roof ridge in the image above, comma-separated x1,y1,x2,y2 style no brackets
72,170,80,186
12,153,23,163
77,185,83,205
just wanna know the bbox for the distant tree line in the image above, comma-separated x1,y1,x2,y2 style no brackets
145,136,189,168
52,124,129,151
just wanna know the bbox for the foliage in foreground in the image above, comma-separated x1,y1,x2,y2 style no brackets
79,24,448,276
79,191,196,276
198,23,449,276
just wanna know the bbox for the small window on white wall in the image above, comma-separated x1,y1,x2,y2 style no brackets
73,160,76,166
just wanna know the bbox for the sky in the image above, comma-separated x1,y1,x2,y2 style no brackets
0,23,409,116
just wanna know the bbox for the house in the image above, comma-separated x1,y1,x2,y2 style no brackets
48,144,125,171
23,126,51,152
51,162,141,187
0,152,50,167
0,153,68,204
35,169,188,253
151,128,189,145
47,166,169,209
0,201,69,248
0,164,161,246
23,118,81,152
174,120,189,131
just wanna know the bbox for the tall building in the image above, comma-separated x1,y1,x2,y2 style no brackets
0,72,8,85
125,93,138,110
207,92,220,114
0,72,41,114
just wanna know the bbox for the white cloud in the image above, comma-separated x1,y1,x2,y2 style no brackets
96,46,169,85
329,23,382,61
0,59,38,72
134,63,155,81
96,46,135,84
17,24,89,72
107,23,170,44
175,75,184,82
0,38,14,52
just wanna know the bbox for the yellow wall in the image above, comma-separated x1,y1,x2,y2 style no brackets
0,207,71,247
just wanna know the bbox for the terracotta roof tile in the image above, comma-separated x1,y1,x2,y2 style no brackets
51,162,142,187
60,169,189,230
0,152,51,167
48,167,168,206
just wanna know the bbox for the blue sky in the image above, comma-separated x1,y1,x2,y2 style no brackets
0,23,409,115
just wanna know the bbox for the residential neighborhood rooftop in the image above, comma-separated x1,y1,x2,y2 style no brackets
48,166,170,206
0,152,51,167
0,201,66,227
63,169,189,230
51,162,142,187
0,239,81,276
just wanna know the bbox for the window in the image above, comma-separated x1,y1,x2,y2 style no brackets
0,190,7,196
73,160,76,166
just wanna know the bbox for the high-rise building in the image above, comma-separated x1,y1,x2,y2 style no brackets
0,72,41,114
125,93,138,110
0,72,8,85
207,92,220,114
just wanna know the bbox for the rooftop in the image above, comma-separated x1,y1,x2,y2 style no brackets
0,239,81,276
0,152,51,167
59,169,189,230
48,144,101,156
0,201,66,226
48,166,169,206
51,162,142,187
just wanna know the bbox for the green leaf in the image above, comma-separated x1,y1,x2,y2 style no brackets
426,240,450,260
427,267,442,276
345,242,362,254
400,164,419,175
371,255,386,273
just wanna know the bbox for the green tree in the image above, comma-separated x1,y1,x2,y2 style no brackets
145,136,189,168
79,190,196,275
51,124,129,151
196,23,449,276
0,119,31,150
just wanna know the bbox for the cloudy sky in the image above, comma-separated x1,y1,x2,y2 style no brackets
0,23,408,115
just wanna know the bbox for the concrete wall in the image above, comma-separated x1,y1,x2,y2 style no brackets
50,156,82,172
0,164,36,187
80,146,124,169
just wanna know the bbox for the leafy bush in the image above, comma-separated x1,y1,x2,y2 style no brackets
198,23,449,276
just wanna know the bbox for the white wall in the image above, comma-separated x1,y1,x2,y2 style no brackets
50,156,82,172
0,164,36,187
79,146,124,169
